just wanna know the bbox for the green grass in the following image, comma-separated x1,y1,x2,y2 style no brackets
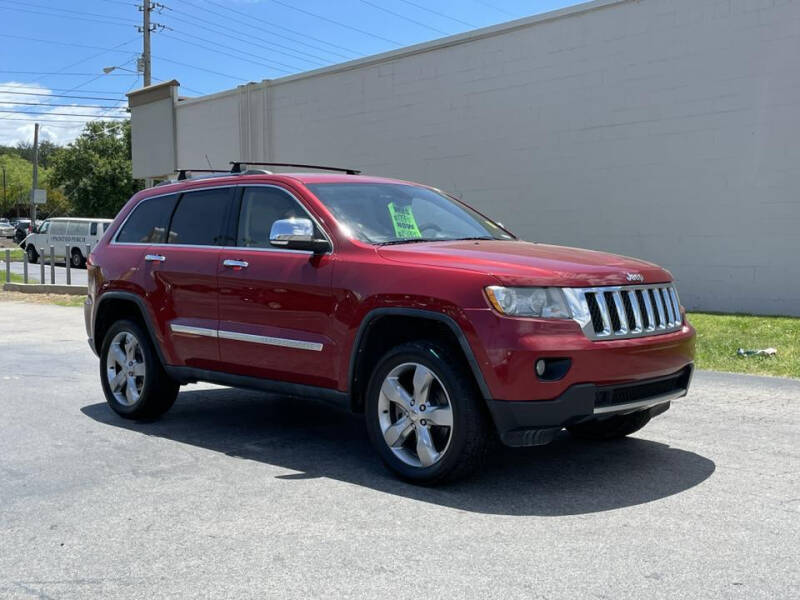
689,312,800,379
2,248,24,262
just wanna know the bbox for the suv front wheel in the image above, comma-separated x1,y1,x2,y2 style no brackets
100,319,179,420
365,341,490,484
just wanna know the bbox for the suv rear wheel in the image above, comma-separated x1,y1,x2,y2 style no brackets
566,410,652,440
365,341,490,484
100,319,179,420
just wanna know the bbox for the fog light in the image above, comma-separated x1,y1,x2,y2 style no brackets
534,357,572,381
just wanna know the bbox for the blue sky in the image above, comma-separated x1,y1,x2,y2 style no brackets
0,0,581,145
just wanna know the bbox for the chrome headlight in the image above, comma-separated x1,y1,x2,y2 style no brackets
485,286,571,318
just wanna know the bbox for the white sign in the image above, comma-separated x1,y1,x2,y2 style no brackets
32,189,47,205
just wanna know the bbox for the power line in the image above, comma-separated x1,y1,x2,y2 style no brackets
0,118,94,127
0,0,138,24
161,32,295,75
0,32,139,54
357,0,451,36
0,71,133,76
260,0,403,46
197,0,360,57
163,30,307,74
164,7,331,66
153,56,249,82
396,0,479,29
0,101,127,110
0,109,127,119
0,3,137,27
0,90,126,102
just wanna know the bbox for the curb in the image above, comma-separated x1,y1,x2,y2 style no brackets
3,283,87,296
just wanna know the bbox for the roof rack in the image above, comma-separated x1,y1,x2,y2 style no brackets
230,161,361,175
176,169,229,181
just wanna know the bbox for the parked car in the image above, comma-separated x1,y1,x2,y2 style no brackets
13,219,41,245
23,217,113,267
85,165,695,484
0,218,16,238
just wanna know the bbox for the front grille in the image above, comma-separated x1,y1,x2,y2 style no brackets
594,368,691,409
564,283,683,340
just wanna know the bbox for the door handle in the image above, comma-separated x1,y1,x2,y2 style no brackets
223,259,249,269
145,254,166,263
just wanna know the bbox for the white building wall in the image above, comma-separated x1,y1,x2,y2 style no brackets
153,0,800,316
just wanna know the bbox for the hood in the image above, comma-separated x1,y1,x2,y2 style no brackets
377,240,671,287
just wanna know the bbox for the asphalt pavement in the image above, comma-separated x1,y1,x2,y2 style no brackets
0,301,798,599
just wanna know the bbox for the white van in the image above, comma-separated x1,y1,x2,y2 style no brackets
22,217,113,268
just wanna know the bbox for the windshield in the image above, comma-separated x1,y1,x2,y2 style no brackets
306,183,513,245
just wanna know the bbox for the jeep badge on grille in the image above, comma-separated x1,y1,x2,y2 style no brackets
626,273,644,282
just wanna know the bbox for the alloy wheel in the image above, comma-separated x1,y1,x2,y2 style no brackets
377,362,454,468
106,331,146,406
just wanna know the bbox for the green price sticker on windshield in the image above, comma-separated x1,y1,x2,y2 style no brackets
388,202,422,239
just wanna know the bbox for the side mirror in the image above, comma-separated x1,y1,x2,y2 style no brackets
269,217,331,254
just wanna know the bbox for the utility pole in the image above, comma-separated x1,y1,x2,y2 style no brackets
30,123,39,224
141,1,152,86
138,2,166,87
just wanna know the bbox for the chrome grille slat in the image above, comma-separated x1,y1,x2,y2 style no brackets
594,291,613,336
568,283,684,341
662,288,675,326
611,291,629,334
641,290,656,332
628,290,643,333
652,289,667,329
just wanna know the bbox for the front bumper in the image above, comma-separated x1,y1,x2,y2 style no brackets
486,365,693,446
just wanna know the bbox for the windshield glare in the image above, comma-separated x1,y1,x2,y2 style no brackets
306,183,513,245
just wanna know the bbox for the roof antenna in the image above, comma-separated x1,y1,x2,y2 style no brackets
205,154,214,170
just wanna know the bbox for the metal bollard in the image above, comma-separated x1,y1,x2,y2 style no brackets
23,245,28,283
49,245,55,284
65,245,71,285
39,247,45,283
85,243,91,266
4,249,9,283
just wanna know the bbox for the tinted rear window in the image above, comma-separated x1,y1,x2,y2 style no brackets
117,194,178,243
168,188,232,246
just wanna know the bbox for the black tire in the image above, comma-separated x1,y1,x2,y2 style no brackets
365,341,490,485
26,244,38,264
99,319,179,420
567,410,652,441
70,248,85,269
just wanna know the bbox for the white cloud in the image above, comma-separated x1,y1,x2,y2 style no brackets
0,81,128,146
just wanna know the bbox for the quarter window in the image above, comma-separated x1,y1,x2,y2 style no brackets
117,194,177,244
237,186,319,248
168,188,232,246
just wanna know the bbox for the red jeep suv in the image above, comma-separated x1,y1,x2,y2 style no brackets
85,164,695,484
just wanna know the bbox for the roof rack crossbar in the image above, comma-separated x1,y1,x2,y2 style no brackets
230,161,360,175
176,168,231,181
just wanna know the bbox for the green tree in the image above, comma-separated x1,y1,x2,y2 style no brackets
49,120,142,218
14,140,60,169
0,152,73,218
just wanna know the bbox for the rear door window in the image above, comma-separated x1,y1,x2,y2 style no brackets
168,187,233,246
117,194,178,244
90,222,98,235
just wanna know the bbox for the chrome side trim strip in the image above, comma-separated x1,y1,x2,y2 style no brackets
170,324,218,338
169,323,323,351
593,389,685,415
217,330,323,352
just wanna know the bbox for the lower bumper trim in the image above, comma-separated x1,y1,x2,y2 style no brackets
487,365,693,447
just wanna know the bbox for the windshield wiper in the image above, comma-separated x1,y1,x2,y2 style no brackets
378,238,441,246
